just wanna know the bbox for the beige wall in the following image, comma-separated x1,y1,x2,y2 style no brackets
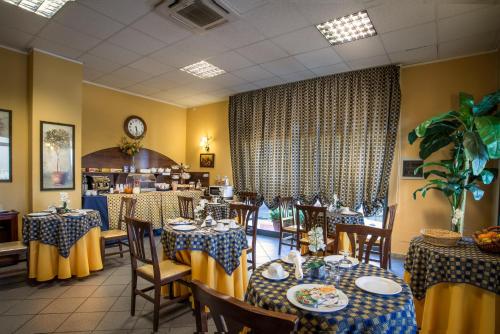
390,52,499,254
82,84,187,164
185,101,232,184
29,50,83,211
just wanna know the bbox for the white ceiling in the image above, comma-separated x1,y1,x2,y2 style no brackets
1,0,499,107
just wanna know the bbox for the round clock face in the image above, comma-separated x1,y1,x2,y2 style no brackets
124,116,146,139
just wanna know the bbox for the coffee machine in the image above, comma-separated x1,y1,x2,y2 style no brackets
84,175,111,193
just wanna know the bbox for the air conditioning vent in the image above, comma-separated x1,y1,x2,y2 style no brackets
155,0,238,32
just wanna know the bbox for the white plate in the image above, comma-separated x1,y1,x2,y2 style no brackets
355,276,402,295
79,209,94,213
281,256,306,265
218,219,237,225
341,211,359,215
63,213,84,217
169,220,193,226
262,269,289,281
27,212,52,217
324,255,359,268
286,284,348,313
213,227,229,232
172,225,197,231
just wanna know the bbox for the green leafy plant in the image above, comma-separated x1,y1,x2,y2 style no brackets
269,208,304,222
409,90,500,233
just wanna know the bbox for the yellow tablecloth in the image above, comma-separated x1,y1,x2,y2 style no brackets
164,249,248,300
29,227,103,281
404,271,498,334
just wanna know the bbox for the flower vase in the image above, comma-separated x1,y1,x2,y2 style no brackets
130,156,136,173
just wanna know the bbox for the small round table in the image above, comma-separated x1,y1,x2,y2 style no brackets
246,257,417,333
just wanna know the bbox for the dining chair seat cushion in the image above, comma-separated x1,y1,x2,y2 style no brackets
300,237,334,245
101,229,128,239
0,241,27,254
137,259,191,281
282,225,298,232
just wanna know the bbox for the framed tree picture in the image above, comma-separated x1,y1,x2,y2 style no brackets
40,121,75,190
200,153,215,168
0,109,12,182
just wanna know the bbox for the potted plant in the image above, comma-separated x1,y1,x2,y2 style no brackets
44,128,70,185
409,91,500,233
269,208,281,231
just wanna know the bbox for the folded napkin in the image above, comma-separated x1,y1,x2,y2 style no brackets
293,255,303,280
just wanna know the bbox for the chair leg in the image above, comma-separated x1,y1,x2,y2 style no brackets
130,272,137,316
100,237,105,264
153,284,161,332
252,249,256,271
118,243,123,258
278,230,283,255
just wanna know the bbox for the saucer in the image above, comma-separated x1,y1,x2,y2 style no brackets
262,270,289,281
213,227,229,232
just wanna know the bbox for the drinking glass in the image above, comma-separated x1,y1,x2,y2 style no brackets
338,250,353,275
326,261,340,286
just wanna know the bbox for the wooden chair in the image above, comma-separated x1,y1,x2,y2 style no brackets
0,241,28,278
178,196,195,220
126,217,191,332
295,205,334,255
333,224,392,269
229,203,259,271
371,204,397,268
278,197,297,255
191,279,298,334
238,191,258,205
100,197,136,263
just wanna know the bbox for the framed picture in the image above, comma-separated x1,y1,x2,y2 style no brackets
200,153,215,168
40,121,75,190
401,159,424,179
0,109,12,182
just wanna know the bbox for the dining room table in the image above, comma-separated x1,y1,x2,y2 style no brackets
161,217,249,300
404,236,499,334
246,256,417,333
22,209,103,281
326,210,365,251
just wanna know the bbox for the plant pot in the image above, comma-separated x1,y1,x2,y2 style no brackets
309,264,326,279
51,171,67,186
272,219,281,232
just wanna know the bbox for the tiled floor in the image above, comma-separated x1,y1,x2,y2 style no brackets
0,235,405,333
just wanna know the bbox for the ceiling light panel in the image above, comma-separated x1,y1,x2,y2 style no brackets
180,60,226,79
2,0,73,18
316,10,377,46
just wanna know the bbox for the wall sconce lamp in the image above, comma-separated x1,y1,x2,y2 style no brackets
200,135,212,152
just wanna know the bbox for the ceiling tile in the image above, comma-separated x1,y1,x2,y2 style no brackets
334,36,386,61
347,54,391,70
310,62,351,76
162,69,200,85
111,66,153,83
205,20,266,49
437,3,491,19
149,45,200,68
151,90,186,105
219,0,269,15
438,5,500,42
236,40,288,64
252,76,284,88
206,88,234,98
381,22,437,53
94,73,137,89
207,51,253,72
125,83,162,96
0,1,47,35
79,53,122,73
295,1,364,25
55,2,123,39
83,67,104,81
280,70,316,83
184,80,223,94
438,32,497,59
231,82,259,93
39,22,101,52
272,26,330,55
132,12,192,45
368,0,435,34
173,33,230,60
79,0,152,25
139,74,178,91
261,57,308,76
242,2,309,38
108,28,165,55
0,26,33,50
89,42,142,65
209,73,247,88
29,37,83,59
232,65,274,82
128,57,174,75
388,45,437,65
294,47,343,69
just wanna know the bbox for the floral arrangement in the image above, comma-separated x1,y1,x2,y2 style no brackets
308,226,326,253
119,136,142,156
194,199,208,220
60,192,70,211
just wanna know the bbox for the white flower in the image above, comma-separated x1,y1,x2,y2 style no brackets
60,192,70,206
308,226,326,252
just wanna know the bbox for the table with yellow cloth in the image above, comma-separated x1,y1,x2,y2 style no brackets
404,236,499,334
161,219,248,300
23,210,103,282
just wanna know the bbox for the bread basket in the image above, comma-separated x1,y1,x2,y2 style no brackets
473,226,500,254
420,228,461,247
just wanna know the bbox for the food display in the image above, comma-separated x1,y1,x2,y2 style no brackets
295,285,340,308
473,226,500,253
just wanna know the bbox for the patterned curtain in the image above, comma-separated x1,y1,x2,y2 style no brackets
229,65,400,215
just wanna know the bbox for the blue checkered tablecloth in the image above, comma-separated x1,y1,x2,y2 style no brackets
22,210,102,258
246,257,417,334
161,221,248,275
326,212,364,235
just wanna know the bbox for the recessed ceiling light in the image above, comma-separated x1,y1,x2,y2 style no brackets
316,10,377,46
180,60,226,79
2,0,73,18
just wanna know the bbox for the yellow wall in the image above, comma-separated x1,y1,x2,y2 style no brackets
29,50,83,211
185,101,232,184
82,84,187,164
390,52,499,254
0,48,30,220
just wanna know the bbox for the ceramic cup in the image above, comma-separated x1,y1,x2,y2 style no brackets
215,222,225,230
287,250,301,262
268,263,285,278
229,221,238,229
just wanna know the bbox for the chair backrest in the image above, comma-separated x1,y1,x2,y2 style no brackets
178,196,195,219
383,204,397,231
125,217,160,278
295,204,328,244
229,203,259,246
191,279,298,334
278,196,295,227
333,224,392,269
118,197,137,230
238,192,258,205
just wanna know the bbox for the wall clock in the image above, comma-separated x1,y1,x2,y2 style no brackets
124,115,147,139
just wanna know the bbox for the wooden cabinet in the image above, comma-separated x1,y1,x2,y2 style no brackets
0,211,20,266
